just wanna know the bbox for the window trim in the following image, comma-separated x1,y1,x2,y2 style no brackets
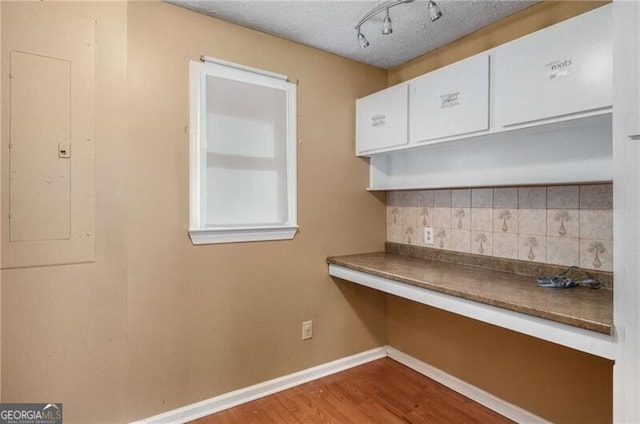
188,59,297,245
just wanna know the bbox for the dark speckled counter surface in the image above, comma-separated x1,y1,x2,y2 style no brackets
327,250,613,335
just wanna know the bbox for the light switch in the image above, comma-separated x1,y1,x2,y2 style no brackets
58,142,71,158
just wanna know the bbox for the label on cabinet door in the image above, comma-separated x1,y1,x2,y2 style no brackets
371,114,386,128
440,92,460,108
546,59,573,80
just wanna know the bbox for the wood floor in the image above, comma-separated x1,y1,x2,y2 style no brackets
190,358,515,424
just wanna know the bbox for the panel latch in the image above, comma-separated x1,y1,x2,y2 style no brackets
58,142,71,158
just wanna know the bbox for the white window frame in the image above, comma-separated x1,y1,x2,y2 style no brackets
188,57,297,245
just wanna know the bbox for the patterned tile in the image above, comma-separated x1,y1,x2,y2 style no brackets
494,209,518,234
417,207,432,227
471,231,493,256
452,208,471,230
580,239,613,272
518,235,546,262
547,209,579,238
386,184,613,269
434,228,450,250
402,225,417,245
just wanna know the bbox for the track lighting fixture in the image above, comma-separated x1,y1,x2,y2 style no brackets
355,0,443,49
428,0,443,22
357,31,370,49
382,8,393,35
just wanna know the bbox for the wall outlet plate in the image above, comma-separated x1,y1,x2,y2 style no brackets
302,320,312,340
424,227,434,245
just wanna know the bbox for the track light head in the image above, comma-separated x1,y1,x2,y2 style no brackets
428,0,442,22
382,8,393,35
357,31,370,49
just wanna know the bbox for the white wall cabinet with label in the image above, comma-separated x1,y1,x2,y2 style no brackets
410,54,490,144
356,83,408,155
494,5,612,128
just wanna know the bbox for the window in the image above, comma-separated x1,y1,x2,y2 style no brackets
189,57,297,244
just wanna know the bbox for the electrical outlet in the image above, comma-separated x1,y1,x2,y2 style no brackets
302,320,313,340
424,227,434,245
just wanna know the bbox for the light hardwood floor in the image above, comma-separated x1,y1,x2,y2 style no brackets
190,357,515,423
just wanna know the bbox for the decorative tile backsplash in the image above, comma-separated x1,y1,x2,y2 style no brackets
387,184,613,272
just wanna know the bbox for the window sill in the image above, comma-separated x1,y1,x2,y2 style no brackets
189,226,298,245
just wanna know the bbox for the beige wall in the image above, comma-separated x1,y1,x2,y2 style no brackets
388,298,613,423
386,2,613,423
1,1,387,422
125,1,387,421
1,1,128,423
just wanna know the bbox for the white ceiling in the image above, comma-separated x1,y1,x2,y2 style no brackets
169,0,538,69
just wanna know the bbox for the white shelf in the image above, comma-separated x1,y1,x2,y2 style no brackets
368,113,612,190
329,264,616,360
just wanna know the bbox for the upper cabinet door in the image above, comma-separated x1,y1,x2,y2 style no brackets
410,54,490,144
494,5,612,128
356,84,408,155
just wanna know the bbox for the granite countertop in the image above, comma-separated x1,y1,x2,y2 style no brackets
327,251,613,335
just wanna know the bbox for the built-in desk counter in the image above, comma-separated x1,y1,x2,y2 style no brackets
328,245,615,360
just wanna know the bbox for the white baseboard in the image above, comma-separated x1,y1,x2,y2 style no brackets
132,345,548,424
130,346,388,424
386,346,551,424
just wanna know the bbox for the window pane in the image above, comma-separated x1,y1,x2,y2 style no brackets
203,74,289,227
205,75,285,158
206,168,286,226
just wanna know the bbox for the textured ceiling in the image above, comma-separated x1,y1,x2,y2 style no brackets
168,0,538,69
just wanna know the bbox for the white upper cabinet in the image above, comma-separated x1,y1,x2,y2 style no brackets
494,5,612,128
410,54,490,143
356,83,408,155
